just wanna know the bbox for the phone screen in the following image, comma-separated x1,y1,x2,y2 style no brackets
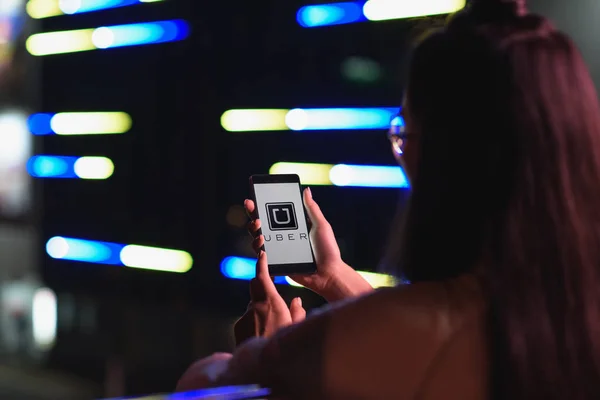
253,182,314,267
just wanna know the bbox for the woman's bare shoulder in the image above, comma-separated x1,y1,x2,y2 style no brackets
315,275,486,398
324,274,485,330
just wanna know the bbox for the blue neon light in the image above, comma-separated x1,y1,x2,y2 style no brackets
95,20,190,49
287,107,399,131
220,257,288,284
297,2,367,28
46,237,124,265
27,156,78,178
167,386,272,400
330,164,409,188
28,113,54,135
63,0,152,14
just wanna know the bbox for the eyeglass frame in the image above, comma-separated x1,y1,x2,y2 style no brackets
388,113,409,156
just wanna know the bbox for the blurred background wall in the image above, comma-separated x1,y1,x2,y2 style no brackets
0,0,598,399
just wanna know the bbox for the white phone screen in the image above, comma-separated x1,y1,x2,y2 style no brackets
253,182,314,265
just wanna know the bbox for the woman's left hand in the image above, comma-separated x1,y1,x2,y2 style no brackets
234,251,306,346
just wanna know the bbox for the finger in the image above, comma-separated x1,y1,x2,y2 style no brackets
246,219,262,237
303,187,328,229
250,251,279,301
244,199,258,219
290,297,306,323
252,235,265,254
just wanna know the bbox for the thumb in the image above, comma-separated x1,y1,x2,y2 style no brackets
290,297,306,323
303,187,328,228
250,251,279,302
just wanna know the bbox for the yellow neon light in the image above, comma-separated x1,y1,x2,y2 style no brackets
120,245,193,273
363,0,466,21
26,29,96,56
51,112,132,135
26,0,63,19
269,162,333,185
73,157,114,180
221,109,289,132
26,0,165,19
286,271,397,289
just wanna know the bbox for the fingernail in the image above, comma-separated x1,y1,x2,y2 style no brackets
295,297,302,307
307,187,312,198
244,199,249,207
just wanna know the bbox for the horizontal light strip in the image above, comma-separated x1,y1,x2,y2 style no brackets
222,108,399,132
220,257,289,284
297,2,367,28
26,0,164,19
270,162,409,188
26,19,190,56
46,237,193,273
297,0,465,28
28,112,132,135
220,257,398,288
221,109,289,132
27,156,114,179
270,162,333,185
363,0,466,21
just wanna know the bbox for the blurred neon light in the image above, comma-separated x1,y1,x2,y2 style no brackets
285,271,396,289
270,162,333,185
32,288,57,351
46,237,123,264
73,157,115,179
121,245,194,273
26,28,96,55
27,156,114,179
286,108,398,131
29,112,132,135
270,162,409,188
363,0,466,21
142,386,272,400
297,0,465,27
26,0,164,19
221,109,288,132
220,257,288,284
26,19,190,56
222,108,398,132
297,2,366,28
221,257,397,288
46,237,193,273
330,164,408,188
25,0,61,19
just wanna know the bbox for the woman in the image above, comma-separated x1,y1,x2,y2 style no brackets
178,0,600,398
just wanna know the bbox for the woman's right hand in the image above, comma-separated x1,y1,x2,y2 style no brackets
245,187,373,302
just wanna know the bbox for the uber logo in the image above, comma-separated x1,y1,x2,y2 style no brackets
265,202,298,231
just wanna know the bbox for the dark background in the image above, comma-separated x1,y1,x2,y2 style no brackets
0,0,599,398
36,1,414,396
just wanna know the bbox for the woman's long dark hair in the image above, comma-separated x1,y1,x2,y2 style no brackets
392,0,600,398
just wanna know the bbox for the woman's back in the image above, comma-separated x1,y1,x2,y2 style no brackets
258,276,487,399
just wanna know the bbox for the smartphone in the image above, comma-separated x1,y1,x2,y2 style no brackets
249,174,317,276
